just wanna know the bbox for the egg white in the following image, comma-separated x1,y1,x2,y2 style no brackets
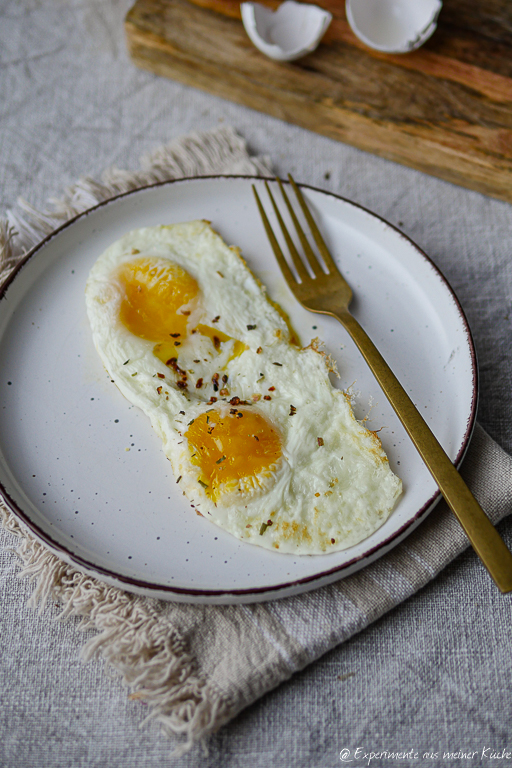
86,220,402,554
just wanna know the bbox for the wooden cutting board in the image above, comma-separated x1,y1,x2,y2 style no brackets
125,0,512,203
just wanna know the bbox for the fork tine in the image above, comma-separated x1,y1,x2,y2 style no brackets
288,174,339,273
276,177,323,278
263,181,311,284
252,184,296,286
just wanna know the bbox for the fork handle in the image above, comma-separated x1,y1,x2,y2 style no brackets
336,310,512,593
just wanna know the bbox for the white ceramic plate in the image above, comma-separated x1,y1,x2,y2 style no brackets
0,177,477,604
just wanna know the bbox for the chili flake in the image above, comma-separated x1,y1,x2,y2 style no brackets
317,437,324,446
166,358,186,375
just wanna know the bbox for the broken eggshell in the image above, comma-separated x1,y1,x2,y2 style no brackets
241,0,332,62
346,0,442,54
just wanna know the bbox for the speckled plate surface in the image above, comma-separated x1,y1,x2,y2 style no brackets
0,177,477,604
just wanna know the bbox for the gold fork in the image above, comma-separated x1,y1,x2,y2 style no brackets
253,175,512,593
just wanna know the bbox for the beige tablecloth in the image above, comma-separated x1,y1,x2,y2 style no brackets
2,2,512,765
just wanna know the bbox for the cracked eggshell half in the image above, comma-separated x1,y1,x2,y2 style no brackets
241,0,332,62
346,0,442,54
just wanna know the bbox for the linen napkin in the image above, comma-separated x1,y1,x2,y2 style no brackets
1,125,511,754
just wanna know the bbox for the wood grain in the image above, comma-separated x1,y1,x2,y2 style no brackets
125,0,512,202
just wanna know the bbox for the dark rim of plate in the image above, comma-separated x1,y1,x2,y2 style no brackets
0,175,478,601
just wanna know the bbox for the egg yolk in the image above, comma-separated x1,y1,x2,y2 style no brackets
185,409,282,500
118,258,198,341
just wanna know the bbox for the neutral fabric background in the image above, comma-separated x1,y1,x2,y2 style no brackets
1,1,511,766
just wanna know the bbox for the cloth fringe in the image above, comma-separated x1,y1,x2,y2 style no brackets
0,125,271,753
0,219,19,286
4,125,271,260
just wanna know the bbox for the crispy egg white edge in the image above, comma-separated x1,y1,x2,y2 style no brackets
85,221,402,555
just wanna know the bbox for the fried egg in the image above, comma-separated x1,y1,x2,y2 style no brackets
85,221,402,554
